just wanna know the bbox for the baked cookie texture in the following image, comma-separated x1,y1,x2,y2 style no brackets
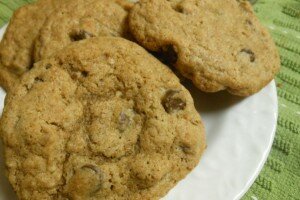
129,0,280,96
0,37,205,200
0,0,65,91
0,0,133,92
34,0,133,61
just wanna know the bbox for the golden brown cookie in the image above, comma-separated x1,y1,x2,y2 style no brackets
0,37,205,200
34,0,133,62
129,0,280,96
0,0,133,92
0,0,67,91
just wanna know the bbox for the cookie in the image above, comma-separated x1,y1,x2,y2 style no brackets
129,0,280,96
0,37,205,200
34,0,133,62
0,0,67,91
0,0,133,92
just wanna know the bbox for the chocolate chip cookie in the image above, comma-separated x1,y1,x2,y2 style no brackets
129,0,280,96
0,37,205,200
34,0,133,62
0,0,67,91
0,0,133,92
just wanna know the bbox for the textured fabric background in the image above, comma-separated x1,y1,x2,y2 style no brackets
0,0,299,199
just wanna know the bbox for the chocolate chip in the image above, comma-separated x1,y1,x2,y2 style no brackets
80,165,103,194
45,64,52,69
180,144,192,154
34,77,44,83
69,30,95,42
241,48,256,62
246,19,253,25
81,71,89,77
81,164,100,174
162,90,186,113
118,111,131,132
174,5,184,14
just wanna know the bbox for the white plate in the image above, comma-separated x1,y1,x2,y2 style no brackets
0,24,277,200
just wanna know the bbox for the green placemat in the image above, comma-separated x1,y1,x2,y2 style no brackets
243,0,300,199
0,0,299,199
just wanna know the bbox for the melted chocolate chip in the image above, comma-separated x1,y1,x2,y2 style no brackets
70,30,95,42
174,5,184,14
180,144,192,154
118,111,131,132
81,71,89,77
45,63,52,69
34,77,44,83
246,19,253,25
162,90,186,113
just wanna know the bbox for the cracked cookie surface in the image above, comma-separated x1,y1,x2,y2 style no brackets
34,0,133,62
129,0,280,96
0,37,205,200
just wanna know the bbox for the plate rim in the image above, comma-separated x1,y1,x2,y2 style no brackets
235,80,278,200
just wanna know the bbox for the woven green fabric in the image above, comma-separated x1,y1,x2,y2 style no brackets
0,0,299,199
242,0,300,199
